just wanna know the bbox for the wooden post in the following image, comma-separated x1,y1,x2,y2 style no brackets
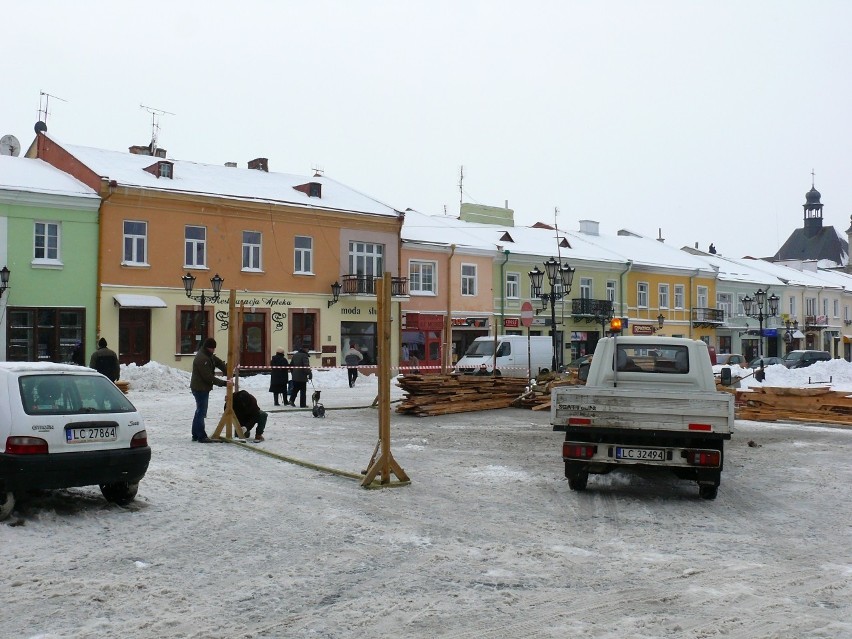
212,292,246,440
361,272,409,487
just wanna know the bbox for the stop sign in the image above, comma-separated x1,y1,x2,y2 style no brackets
520,301,534,327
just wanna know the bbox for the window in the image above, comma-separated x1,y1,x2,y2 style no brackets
184,226,206,268
789,296,797,317
292,311,317,352
123,221,147,265
461,264,477,296
737,294,747,316
349,241,384,278
805,297,817,316
242,231,262,271
834,299,840,319
823,298,829,318
717,292,733,319
178,309,207,354
606,280,616,303
674,284,685,309
7,308,84,362
410,260,437,295
158,162,172,179
294,236,313,273
697,286,708,308
580,278,592,299
637,282,649,308
659,284,670,309
506,272,520,299
34,221,60,262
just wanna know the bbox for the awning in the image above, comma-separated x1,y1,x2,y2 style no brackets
792,330,805,339
113,294,167,308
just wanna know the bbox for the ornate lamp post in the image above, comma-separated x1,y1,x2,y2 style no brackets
657,314,665,331
784,318,799,352
0,266,10,298
529,257,575,372
742,289,779,358
328,280,342,308
181,272,224,340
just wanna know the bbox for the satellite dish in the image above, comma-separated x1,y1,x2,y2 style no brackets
0,134,21,157
34,121,48,135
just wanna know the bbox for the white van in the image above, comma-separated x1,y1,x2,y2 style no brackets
0,362,151,520
454,335,553,377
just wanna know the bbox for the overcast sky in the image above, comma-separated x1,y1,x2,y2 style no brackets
3,1,851,260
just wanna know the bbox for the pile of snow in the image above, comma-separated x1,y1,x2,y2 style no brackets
119,361,380,394
737,358,852,392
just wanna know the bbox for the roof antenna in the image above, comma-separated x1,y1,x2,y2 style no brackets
140,104,175,155
811,168,815,188
38,91,68,128
311,163,324,177
458,165,464,213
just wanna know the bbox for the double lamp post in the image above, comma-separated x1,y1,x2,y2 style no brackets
181,272,224,341
529,257,574,373
742,288,779,358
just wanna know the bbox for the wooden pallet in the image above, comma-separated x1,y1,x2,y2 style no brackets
735,386,852,426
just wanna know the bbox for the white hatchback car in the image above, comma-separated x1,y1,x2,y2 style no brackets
0,362,150,520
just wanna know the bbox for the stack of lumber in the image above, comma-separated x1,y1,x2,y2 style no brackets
513,372,583,411
395,374,529,416
115,380,130,394
736,386,852,426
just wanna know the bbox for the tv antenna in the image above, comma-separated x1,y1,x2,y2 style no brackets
140,104,175,154
311,163,324,177
38,91,68,127
458,165,464,212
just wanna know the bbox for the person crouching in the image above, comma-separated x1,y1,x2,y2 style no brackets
230,389,268,442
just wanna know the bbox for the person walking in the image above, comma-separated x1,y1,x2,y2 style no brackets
269,347,289,406
344,342,363,388
287,344,312,408
190,337,230,443
89,338,120,382
230,389,268,442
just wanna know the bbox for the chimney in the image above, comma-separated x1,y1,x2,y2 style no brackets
224,162,237,168
248,158,269,172
129,145,153,156
657,228,665,243
578,220,599,236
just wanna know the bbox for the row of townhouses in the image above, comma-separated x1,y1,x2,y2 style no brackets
2,129,852,375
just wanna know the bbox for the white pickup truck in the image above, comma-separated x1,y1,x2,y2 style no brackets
551,336,734,499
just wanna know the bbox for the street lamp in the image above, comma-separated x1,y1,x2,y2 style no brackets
784,319,799,351
529,257,574,372
657,314,665,330
0,266,10,298
182,272,224,340
742,289,779,358
328,280,342,308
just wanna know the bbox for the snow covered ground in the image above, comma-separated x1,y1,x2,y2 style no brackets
2,362,852,638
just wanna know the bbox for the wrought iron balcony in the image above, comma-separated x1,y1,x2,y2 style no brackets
571,298,614,324
341,274,408,297
804,315,828,330
691,307,725,328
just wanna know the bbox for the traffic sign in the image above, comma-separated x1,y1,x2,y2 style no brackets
520,301,534,327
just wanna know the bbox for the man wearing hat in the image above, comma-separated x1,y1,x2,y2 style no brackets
189,337,231,442
269,347,289,406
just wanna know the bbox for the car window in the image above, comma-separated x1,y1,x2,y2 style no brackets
20,375,136,415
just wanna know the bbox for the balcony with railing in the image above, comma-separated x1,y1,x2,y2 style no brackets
804,315,829,330
341,274,408,298
571,298,614,323
691,307,725,328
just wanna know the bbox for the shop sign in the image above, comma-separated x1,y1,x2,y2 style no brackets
503,318,520,328
407,313,444,330
452,317,489,328
632,324,655,335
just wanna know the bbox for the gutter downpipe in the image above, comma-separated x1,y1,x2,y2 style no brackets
444,244,456,374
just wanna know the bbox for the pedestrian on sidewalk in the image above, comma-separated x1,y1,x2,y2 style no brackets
288,343,312,408
344,341,363,388
269,347,289,406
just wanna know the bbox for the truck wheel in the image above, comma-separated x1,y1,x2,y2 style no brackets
698,484,718,500
0,491,16,521
567,471,588,491
100,482,139,506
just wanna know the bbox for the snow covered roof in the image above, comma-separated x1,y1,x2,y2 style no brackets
58,141,401,218
0,155,99,201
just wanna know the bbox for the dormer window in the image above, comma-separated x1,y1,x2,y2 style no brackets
293,181,322,198
143,160,174,179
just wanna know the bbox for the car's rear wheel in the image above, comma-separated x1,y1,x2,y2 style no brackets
100,482,139,506
698,484,718,500
0,491,16,521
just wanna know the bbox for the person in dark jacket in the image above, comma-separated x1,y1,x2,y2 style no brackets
89,338,120,381
229,389,268,442
189,337,230,443
287,344,312,408
269,347,289,406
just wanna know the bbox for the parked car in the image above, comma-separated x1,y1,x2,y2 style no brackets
748,356,785,369
0,362,151,520
782,350,832,369
715,353,747,367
